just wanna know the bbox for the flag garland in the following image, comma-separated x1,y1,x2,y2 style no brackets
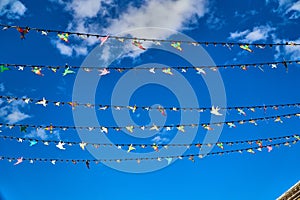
0,60,299,77
2,140,298,168
1,24,299,51
0,95,299,115
0,133,297,151
1,24,300,170
1,112,300,134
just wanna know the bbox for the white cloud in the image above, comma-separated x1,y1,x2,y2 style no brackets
283,42,300,59
229,30,250,40
6,110,30,123
288,0,300,11
0,83,4,92
52,0,113,18
105,0,208,38
234,10,258,18
55,41,73,56
0,98,30,123
66,0,109,19
26,129,49,140
25,129,61,140
100,45,111,61
267,0,300,18
74,46,88,56
25,129,47,140
289,11,300,19
102,0,208,60
10,1,26,16
286,1,300,19
52,130,61,140
273,36,300,60
244,26,273,42
54,40,88,56
278,0,293,7
50,0,209,58
0,0,27,19
206,11,225,30
265,0,292,7
229,25,275,43
152,136,170,144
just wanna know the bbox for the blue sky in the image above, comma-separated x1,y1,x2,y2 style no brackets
0,0,300,199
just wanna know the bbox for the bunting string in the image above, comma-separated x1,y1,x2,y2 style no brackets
1,24,299,51
0,60,299,76
1,95,299,115
2,140,298,168
1,112,300,133
0,133,298,151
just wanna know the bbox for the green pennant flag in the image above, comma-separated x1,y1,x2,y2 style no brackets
20,126,27,132
0,65,10,72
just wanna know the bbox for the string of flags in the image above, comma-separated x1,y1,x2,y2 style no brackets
1,24,299,53
2,140,298,168
0,133,298,151
0,95,299,115
1,112,300,134
1,24,300,170
0,60,298,76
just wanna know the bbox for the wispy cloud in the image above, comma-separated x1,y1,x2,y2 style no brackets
0,83,4,92
265,0,293,8
25,129,61,140
105,0,208,35
26,129,48,140
234,10,258,18
101,0,208,60
229,30,250,40
266,0,300,19
0,94,31,123
49,0,209,58
0,0,27,19
206,11,225,30
152,136,170,144
273,35,300,60
229,25,276,43
49,0,114,56
53,40,88,56
55,41,73,56
6,110,30,123
286,1,300,19
52,0,113,19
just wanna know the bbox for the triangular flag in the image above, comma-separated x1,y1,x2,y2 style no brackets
132,40,146,50
63,67,75,76
239,44,253,52
14,157,23,165
127,144,135,152
100,35,109,46
58,33,69,43
267,146,273,152
98,68,110,76
217,142,224,149
162,68,173,75
165,157,172,165
17,27,29,39
152,144,159,152
177,125,185,132
171,42,182,51
80,142,87,150
32,67,44,76
0,65,10,73
126,126,134,133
